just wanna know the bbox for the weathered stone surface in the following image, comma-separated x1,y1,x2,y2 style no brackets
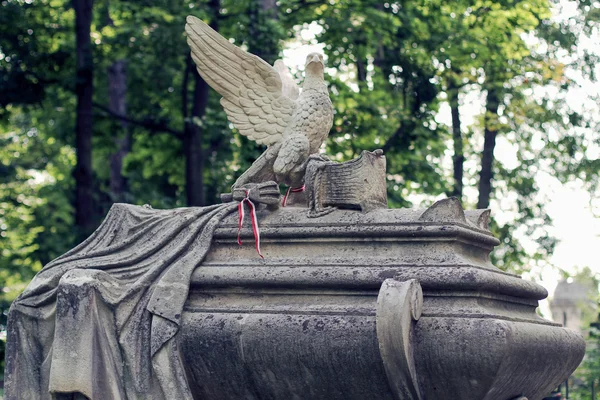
6,199,585,399
181,200,585,400
304,149,388,216
5,203,238,400
8,13,583,398
377,279,423,400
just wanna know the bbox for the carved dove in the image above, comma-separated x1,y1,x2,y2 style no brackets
185,16,334,189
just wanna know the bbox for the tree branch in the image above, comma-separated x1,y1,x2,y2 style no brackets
182,54,192,120
381,124,403,153
93,102,182,137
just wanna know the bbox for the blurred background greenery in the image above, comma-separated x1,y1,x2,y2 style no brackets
1,0,600,395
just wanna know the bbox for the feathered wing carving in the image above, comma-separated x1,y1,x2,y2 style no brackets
274,60,300,101
185,16,295,146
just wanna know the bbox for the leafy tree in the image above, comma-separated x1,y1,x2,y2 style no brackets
472,0,600,271
282,0,451,207
73,0,95,234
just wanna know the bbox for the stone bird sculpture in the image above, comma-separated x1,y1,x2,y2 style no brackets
185,16,334,193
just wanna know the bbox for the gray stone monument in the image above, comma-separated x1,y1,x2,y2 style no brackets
181,198,585,400
4,16,585,400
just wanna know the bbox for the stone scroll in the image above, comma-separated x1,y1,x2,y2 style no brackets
305,149,388,216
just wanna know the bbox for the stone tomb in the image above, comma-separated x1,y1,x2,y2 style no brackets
5,196,585,399
181,198,584,400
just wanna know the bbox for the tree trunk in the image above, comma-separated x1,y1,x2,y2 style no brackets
247,0,278,65
73,0,95,234
477,86,500,209
183,0,219,206
184,67,210,206
448,81,463,199
356,58,367,83
108,59,130,202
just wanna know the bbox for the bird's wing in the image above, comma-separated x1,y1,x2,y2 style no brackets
274,60,300,100
273,134,310,176
185,16,295,146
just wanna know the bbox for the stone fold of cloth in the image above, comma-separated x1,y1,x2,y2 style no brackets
5,202,238,400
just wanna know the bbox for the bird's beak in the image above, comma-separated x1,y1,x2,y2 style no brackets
307,54,322,66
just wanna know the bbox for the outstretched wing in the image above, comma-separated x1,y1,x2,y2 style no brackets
274,60,300,101
185,16,295,146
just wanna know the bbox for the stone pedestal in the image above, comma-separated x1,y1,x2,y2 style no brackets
180,198,585,400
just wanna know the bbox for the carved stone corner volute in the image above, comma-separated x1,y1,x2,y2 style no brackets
419,197,467,224
376,278,423,400
420,197,493,233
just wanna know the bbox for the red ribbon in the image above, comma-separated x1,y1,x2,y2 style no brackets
282,185,305,207
237,191,263,258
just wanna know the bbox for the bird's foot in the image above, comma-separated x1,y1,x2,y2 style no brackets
308,153,331,162
307,205,336,218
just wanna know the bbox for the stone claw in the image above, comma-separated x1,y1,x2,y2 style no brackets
232,181,281,206
220,193,234,203
308,153,330,162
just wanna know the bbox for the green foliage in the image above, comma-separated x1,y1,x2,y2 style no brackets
0,105,76,330
0,0,74,110
282,0,599,276
283,1,451,206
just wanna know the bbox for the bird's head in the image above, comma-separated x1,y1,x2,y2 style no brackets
305,52,325,75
